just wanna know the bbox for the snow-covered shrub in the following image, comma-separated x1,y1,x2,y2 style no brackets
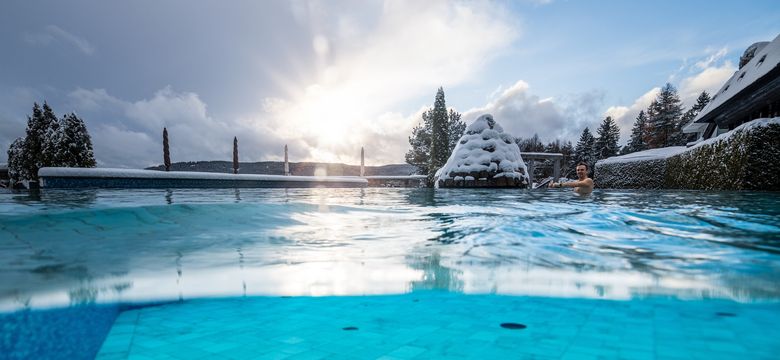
436,114,529,188
596,118,780,190
665,121,780,190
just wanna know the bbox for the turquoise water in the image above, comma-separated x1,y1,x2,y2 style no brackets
1,188,779,359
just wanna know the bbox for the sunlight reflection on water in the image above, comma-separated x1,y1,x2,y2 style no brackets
1,188,779,311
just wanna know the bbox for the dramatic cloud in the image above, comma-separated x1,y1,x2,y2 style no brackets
254,1,519,165
24,25,95,55
462,80,605,144
69,87,282,168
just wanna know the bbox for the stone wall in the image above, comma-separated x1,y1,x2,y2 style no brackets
595,121,780,190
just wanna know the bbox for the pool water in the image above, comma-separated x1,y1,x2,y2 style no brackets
1,188,779,359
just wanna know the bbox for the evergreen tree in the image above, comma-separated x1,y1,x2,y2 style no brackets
429,87,449,184
405,110,432,174
233,136,239,174
163,127,171,171
447,109,466,153
626,110,648,154
560,140,575,178
675,91,711,145
40,102,60,167
574,127,596,176
22,102,60,180
646,83,683,148
7,138,27,182
593,116,620,160
405,87,464,185
516,134,545,153
56,113,96,167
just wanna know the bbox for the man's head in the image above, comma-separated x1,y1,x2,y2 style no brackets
576,162,588,180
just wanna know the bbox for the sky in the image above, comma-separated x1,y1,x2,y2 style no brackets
1,0,778,168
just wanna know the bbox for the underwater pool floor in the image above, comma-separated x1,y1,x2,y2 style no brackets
96,292,779,360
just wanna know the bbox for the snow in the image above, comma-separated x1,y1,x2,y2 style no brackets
436,114,529,185
598,147,688,165
364,175,427,180
599,117,780,165
690,34,780,126
38,167,368,184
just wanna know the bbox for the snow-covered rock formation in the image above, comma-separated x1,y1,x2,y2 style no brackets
436,114,529,188
596,118,780,190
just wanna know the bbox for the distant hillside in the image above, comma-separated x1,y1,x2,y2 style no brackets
145,161,419,176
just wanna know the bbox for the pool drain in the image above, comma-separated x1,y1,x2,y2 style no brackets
342,326,359,331
716,312,737,317
500,323,527,330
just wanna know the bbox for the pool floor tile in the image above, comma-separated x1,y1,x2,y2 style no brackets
97,292,780,359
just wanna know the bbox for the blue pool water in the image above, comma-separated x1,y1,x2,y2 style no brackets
1,188,779,359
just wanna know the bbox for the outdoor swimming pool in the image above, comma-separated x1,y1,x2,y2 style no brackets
1,188,779,359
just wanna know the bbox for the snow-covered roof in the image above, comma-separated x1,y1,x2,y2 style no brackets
691,34,780,125
601,117,780,165
436,114,528,183
38,167,368,183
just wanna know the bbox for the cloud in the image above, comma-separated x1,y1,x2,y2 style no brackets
252,1,519,165
604,87,660,144
604,49,736,145
69,87,284,168
461,80,605,144
24,25,95,55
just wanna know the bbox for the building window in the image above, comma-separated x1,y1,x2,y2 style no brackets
723,84,729,92
757,54,766,66
738,72,746,81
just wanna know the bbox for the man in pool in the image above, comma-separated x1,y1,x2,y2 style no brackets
548,162,594,194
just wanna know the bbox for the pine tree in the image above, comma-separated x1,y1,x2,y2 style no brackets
56,113,96,167
560,140,575,178
233,136,239,174
516,134,545,153
405,110,432,174
40,102,60,167
574,127,596,176
447,109,466,153
405,87,464,185
626,110,648,154
7,138,27,182
429,87,449,185
593,116,620,160
163,127,171,171
675,91,711,145
646,83,683,148
21,102,60,180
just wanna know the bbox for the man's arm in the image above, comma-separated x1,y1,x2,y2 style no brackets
550,179,593,188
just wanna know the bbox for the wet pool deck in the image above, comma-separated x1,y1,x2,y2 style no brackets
96,292,780,360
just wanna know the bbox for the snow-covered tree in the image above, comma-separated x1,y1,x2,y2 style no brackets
7,103,96,182
574,127,596,176
447,109,466,153
646,83,683,148
560,140,575,177
674,91,711,145
625,110,648,154
55,113,96,167
20,102,61,180
7,138,27,182
40,103,60,167
593,116,621,160
405,87,465,184
516,133,545,152
429,87,450,185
